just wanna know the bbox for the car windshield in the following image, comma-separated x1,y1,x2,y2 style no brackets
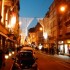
17,51,35,65
19,51,33,58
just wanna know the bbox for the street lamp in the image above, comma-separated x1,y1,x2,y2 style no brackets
5,54,9,59
60,6,65,12
39,27,43,31
59,5,67,14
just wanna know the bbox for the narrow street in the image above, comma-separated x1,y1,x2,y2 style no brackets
0,0,70,70
35,50,70,70
0,50,70,70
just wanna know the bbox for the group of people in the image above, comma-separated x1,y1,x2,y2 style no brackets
41,46,55,55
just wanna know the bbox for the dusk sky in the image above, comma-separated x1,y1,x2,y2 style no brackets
19,0,54,34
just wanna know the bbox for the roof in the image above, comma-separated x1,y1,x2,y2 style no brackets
21,47,33,52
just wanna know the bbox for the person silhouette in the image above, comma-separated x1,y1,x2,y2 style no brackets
0,49,3,68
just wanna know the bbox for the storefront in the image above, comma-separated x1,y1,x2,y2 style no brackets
58,40,70,55
0,32,8,50
0,32,15,53
66,40,70,55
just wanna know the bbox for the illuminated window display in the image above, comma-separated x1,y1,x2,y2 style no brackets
64,44,68,54
59,45,64,54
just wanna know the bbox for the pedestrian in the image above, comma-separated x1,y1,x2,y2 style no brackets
2,50,5,66
0,48,5,69
57,48,59,55
0,49,3,68
51,46,55,55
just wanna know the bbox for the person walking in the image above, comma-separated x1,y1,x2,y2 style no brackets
0,49,5,69
0,49,3,68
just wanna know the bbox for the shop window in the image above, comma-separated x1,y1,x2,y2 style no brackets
68,44,70,54
65,44,68,54
58,45,64,54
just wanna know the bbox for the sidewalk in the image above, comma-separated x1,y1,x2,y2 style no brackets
40,50,70,64
0,51,17,70
53,54,70,64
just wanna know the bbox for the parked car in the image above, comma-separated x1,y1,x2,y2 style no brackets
12,48,38,70
21,47,35,55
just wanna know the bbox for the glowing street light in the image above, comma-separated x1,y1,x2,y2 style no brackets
60,6,65,12
12,51,14,54
59,4,68,14
39,27,43,31
5,54,9,59
9,52,12,56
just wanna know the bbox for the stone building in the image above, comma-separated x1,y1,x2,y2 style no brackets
44,0,70,55
0,0,20,53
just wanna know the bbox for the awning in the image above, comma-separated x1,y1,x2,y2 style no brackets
0,32,8,39
7,37,15,42
0,32,15,42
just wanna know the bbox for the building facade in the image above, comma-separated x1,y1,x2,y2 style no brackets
0,0,20,54
54,0,70,55
43,0,70,55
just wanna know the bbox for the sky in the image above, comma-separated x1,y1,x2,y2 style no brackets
19,0,54,34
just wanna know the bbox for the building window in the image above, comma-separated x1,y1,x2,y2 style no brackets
66,26,70,33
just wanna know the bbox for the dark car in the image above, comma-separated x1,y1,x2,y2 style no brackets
12,50,38,70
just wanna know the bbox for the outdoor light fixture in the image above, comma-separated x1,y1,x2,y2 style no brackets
5,54,9,59
39,27,43,31
12,51,14,54
9,52,12,56
59,5,67,13
60,6,65,12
